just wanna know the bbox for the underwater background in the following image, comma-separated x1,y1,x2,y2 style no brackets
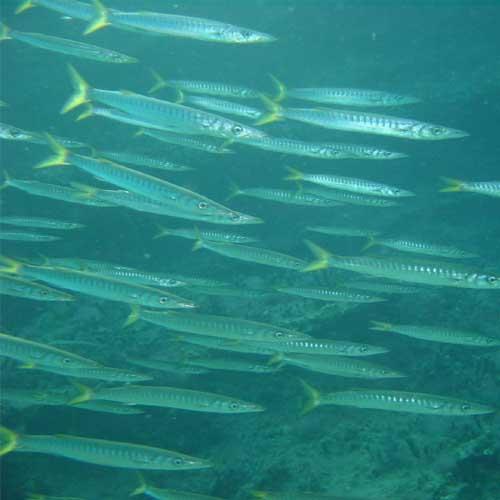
1,1,499,499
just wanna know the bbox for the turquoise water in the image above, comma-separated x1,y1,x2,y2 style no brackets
1,1,499,499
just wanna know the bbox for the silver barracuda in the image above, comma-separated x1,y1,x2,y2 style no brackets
306,225,381,238
127,309,311,342
70,383,264,414
258,100,468,140
301,383,495,416
185,357,278,374
0,24,137,63
242,135,407,160
0,257,195,309
272,353,404,379
0,275,74,301
0,427,212,470
193,239,309,271
345,280,420,295
0,231,61,242
62,66,266,142
304,186,399,207
304,241,500,290
37,136,262,225
276,286,384,303
229,186,342,207
16,0,96,20
370,321,500,347
182,95,264,120
85,0,276,43
0,331,100,369
35,364,152,382
285,167,414,198
1,216,84,230
154,226,259,244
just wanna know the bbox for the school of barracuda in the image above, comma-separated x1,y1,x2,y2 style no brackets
0,1,499,499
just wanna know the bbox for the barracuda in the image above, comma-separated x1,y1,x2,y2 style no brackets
0,275,74,301
1,216,84,230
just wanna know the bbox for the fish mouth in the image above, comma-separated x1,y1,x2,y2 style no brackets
449,129,470,139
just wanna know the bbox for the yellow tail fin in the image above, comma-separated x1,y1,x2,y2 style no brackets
362,236,378,252
283,166,304,182
0,23,12,41
84,0,110,35
76,104,94,121
440,177,466,193
0,426,18,456
68,382,93,405
251,492,269,499
300,379,321,415
225,182,242,201
302,240,331,272
130,472,147,496
69,182,98,199
369,320,393,332
15,0,35,14
148,69,168,94
255,93,284,126
192,227,204,251
124,305,141,327
269,74,287,102
34,134,70,169
0,256,23,275
0,170,12,191
153,225,172,240
267,352,285,366
61,65,90,114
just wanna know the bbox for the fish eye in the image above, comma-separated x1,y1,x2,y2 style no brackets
360,346,368,352
173,458,184,466
40,290,48,296
10,130,21,138
198,201,209,209
230,213,242,221
62,358,72,364
431,127,444,135
274,331,284,338
159,297,169,304
486,276,497,284
230,402,239,409
461,403,471,411
383,151,392,157
231,125,244,136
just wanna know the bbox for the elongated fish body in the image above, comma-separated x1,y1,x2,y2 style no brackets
195,240,308,271
367,237,477,259
74,385,264,414
177,333,276,355
167,80,259,99
39,364,152,382
1,260,195,309
8,431,211,470
287,87,420,107
44,258,186,288
0,332,100,369
0,275,74,301
82,106,174,131
251,338,388,357
142,129,233,154
306,226,380,238
276,353,404,379
126,357,209,375
0,231,61,242
4,178,115,207
312,389,494,416
185,95,263,120
134,310,310,342
441,178,500,198
16,0,96,20
1,216,84,230
72,400,145,415
4,28,137,63
232,187,342,207
345,281,420,295
304,187,399,207
105,10,276,44
41,147,260,225
286,169,414,198
187,357,277,374
87,89,266,141
100,151,192,172
276,286,384,303
281,107,468,140
311,253,500,290
370,321,500,347
156,227,259,244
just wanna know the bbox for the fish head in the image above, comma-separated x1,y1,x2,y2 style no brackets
220,27,276,44
456,402,495,416
222,121,267,141
106,52,138,64
220,210,263,225
473,273,500,289
0,124,32,141
419,124,469,140
165,453,213,470
223,398,265,413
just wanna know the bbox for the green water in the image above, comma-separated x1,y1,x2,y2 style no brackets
1,1,499,499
